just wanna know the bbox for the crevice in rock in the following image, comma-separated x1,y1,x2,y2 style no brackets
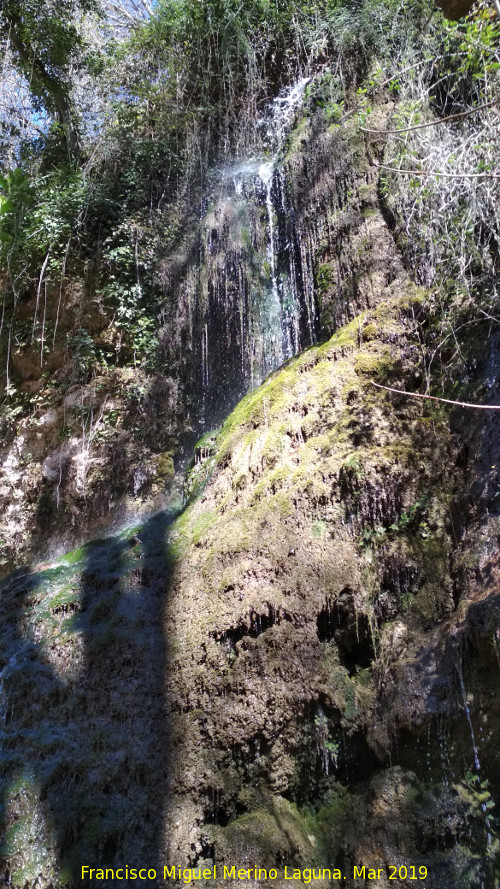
191,837,216,866
316,590,375,675
210,606,294,653
203,788,232,827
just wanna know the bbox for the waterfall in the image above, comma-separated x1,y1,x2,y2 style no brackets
259,77,311,153
257,160,283,369
174,77,316,424
255,76,312,371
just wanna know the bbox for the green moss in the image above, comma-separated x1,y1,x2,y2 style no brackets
217,387,267,455
215,796,316,866
355,347,393,377
273,492,292,518
252,466,290,501
156,452,175,482
59,544,90,566
358,183,373,202
262,424,289,466
342,453,362,475
283,114,309,162
316,263,334,295
342,681,357,722
191,510,217,544
194,429,219,451
312,519,328,539
213,308,377,468
397,287,426,309
362,323,378,340
207,514,252,554
185,454,217,501
35,583,80,615
2,773,54,885
170,506,218,559
231,472,247,491
354,667,372,688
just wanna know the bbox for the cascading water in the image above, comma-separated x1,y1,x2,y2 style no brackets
256,77,312,370
177,77,316,424
258,77,312,149
249,76,313,372
257,159,285,370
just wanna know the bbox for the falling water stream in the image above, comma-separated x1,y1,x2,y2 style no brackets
456,662,496,865
257,159,285,368
197,78,313,420
253,76,312,370
256,76,311,371
457,664,481,773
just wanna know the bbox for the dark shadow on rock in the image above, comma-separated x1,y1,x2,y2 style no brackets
0,507,178,888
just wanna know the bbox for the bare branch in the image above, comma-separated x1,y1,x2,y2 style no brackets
372,381,500,409
372,160,500,178
376,51,469,90
479,308,500,323
360,96,499,136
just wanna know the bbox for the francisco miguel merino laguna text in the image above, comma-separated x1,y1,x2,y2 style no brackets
82,864,429,882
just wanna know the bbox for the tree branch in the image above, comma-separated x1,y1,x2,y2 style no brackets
3,9,81,157
360,96,499,136
372,160,500,178
376,51,469,91
372,381,500,409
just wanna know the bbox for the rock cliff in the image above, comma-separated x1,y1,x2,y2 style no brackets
0,15,499,889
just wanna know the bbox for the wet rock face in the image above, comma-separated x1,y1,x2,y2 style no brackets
1,77,500,889
158,81,318,427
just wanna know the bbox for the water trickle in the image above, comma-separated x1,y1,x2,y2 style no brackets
426,723,432,780
456,665,498,855
201,322,209,421
436,717,452,790
0,654,17,732
457,666,481,772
